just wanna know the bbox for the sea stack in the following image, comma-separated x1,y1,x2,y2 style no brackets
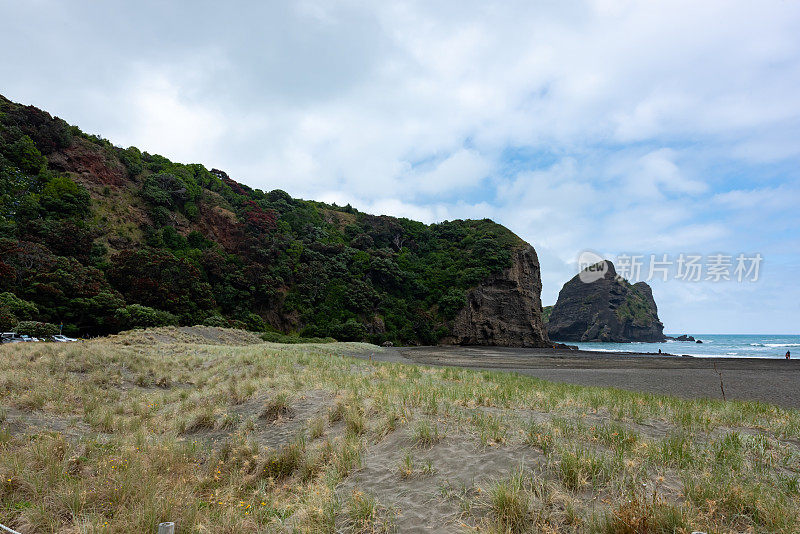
547,260,666,342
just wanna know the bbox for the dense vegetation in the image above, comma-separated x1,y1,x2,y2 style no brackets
0,95,522,343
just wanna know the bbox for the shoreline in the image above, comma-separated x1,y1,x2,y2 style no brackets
349,345,800,409
551,335,799,360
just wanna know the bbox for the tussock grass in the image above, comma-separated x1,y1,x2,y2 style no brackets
398,451,414,479
558,448,620,491
181,409,216,433
411,419,441,448
488,472,530,532
345,489,395,533
0,333,798,532
260,391,293,421
308,415,325,440
595,488,686,534
344,404,366,436
524,420,554,453
397,451,435,480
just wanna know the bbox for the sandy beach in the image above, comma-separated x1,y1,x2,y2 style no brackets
351,345,800,410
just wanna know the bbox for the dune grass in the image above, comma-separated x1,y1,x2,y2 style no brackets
0,334,797,532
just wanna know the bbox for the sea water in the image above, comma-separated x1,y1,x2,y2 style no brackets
566,334,800,359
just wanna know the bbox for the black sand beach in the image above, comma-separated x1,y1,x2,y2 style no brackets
350,345,800,410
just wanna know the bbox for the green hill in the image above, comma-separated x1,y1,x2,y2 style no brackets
0,95,544,345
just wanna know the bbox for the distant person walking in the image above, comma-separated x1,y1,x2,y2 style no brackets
787,350,791,360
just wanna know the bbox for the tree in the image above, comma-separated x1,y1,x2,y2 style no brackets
330,319,367,341
114,304,178,329
16,321,59,337
108,248,215,322
4,135,46,174
0,292,38,320
0,303,17,330
39,175,91,217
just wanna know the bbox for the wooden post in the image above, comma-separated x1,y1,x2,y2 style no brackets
158,522,175,534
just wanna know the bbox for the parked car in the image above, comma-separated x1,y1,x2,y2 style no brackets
51,334,77,342
1,332,18,343
1,333,25,343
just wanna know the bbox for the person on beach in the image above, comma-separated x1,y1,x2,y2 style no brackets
787,350,791,360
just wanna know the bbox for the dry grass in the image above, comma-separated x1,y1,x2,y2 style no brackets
0,329,798,532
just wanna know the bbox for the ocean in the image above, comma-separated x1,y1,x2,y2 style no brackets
566,334,800,359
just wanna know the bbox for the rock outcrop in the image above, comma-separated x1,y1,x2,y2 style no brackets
445,244,550,347
668,334,696,342
547,261,665,342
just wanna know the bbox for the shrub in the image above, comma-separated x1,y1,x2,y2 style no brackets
114,304,178,329
241,312,266,332
15,321,59,337
201,315,229,327
5,135,46,174
331,319,367,342
39,175,91,217
438,288,466,319
260,331,335,344
118,146,143,177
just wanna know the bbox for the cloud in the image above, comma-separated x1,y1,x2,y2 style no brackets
2,0,799,333
406,149,491,197
712,186,799,211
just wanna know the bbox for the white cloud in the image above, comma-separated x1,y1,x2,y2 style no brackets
713,186,800,211
2,0,799,333
109,68,225,162
407,149,491,196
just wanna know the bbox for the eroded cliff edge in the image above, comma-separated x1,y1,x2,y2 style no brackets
443,244,551,347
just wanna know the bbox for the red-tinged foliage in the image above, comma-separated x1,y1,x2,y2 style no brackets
221,174,251,197
108,248,216,322
243,201,278,234
0,239,22,289
18,219,95,263
0,102,73,155
2,240,58,287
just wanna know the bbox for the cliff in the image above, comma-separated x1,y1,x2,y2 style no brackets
546,261,666,342
444,244,550,347
0,94,549,346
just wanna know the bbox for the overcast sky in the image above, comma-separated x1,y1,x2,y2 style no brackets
3,0,799,333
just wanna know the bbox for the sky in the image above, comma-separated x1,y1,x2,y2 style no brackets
2,0,799,334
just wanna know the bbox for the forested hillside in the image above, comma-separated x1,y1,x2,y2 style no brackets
0,95,537,344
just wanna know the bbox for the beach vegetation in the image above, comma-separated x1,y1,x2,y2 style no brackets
0,329,797,532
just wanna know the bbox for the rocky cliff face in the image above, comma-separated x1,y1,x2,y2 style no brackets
547,261,665,342
445,244,550,347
